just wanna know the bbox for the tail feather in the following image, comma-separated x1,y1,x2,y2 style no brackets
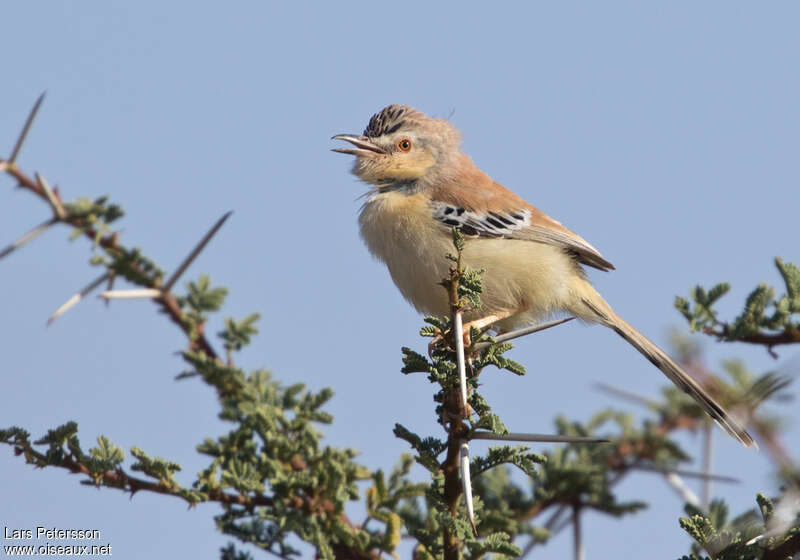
580,296,755,448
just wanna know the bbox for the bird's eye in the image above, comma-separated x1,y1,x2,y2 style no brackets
397,138,412,152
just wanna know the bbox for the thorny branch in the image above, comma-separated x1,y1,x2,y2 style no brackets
703,324,800,357
1,146,223,363
441,252,472,560
1,97,379,560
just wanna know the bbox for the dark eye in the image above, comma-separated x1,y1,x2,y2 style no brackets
397,138,412,152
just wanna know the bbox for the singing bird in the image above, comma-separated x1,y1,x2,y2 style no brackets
332,104,754,448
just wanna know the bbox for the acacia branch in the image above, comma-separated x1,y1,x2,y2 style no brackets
1,159,222,363
703,324,800,354
11,439,270,507
2,101,380,559
441,257,471,560
8,437,379,560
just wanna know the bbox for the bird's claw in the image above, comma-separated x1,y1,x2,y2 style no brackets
427,326,472,359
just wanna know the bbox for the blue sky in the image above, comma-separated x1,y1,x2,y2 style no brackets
2,3,798,558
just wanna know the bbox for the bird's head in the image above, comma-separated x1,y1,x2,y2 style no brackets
332,104,461,187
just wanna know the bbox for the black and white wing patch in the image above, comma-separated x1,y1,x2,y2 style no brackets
431,202,531,238
429,200,615,271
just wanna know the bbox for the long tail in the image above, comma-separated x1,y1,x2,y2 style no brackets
577,288,755,448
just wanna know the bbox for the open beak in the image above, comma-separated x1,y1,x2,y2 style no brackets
331,134,386,157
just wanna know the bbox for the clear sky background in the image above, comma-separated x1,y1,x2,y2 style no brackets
2,3,798,559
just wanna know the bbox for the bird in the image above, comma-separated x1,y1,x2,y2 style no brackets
332,104,754,448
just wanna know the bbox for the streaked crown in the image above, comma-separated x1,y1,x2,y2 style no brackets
363,104,425,138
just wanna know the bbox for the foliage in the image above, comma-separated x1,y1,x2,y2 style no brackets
675,259,800,355
2,99,799,559
678,494,800,560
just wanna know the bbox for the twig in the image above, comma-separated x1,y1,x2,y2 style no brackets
703,324,800,354
702,422,713,510
441,242,472,560
521,470,633,557
452,306,477,535
572,505,583,560
521,504,570,558
0,217,57,260
162,211,232,292
8,92,46,164
1,157,223,362
6,436,378,560
104,274,115,307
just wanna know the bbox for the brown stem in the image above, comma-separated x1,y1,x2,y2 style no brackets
2,158,380,560
703,324,800,355
572,504,583,560
11,441,378,559
2,160,221,363
443,424,468,560
701,423,713,511
442,257,470,560
14,440,269,507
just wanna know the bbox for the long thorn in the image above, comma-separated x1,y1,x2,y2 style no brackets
0,217,57,260
459,441,478,537
35,173,66,219
472,317,574,351
9,92,46,164
594,382,660,409
453,310,469,410
162,211,232,292
470,431,609,444
663,472,703,510
98,288,162,300
631,464,739,483
48,272,110,325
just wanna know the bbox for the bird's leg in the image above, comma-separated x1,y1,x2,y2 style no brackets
428,310,516,358
463,311,515,334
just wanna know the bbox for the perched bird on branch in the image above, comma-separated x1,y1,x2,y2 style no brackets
332,104,754,448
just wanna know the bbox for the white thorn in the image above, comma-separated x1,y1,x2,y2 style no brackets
98,288,162,300
459,440,477,537
453,310,468,409
47,273,110,325
663,472,702,511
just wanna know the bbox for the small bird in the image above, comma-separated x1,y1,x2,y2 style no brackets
333,104,754,448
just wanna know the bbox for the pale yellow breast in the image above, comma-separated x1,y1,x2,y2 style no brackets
358,190,581,329
359,190,453,316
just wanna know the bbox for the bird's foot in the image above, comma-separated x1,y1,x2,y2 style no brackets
427,311,515,359
427,327,472,359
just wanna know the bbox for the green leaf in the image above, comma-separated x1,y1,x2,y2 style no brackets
402,347,433,374
218,313,261,353
89,435,124,468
